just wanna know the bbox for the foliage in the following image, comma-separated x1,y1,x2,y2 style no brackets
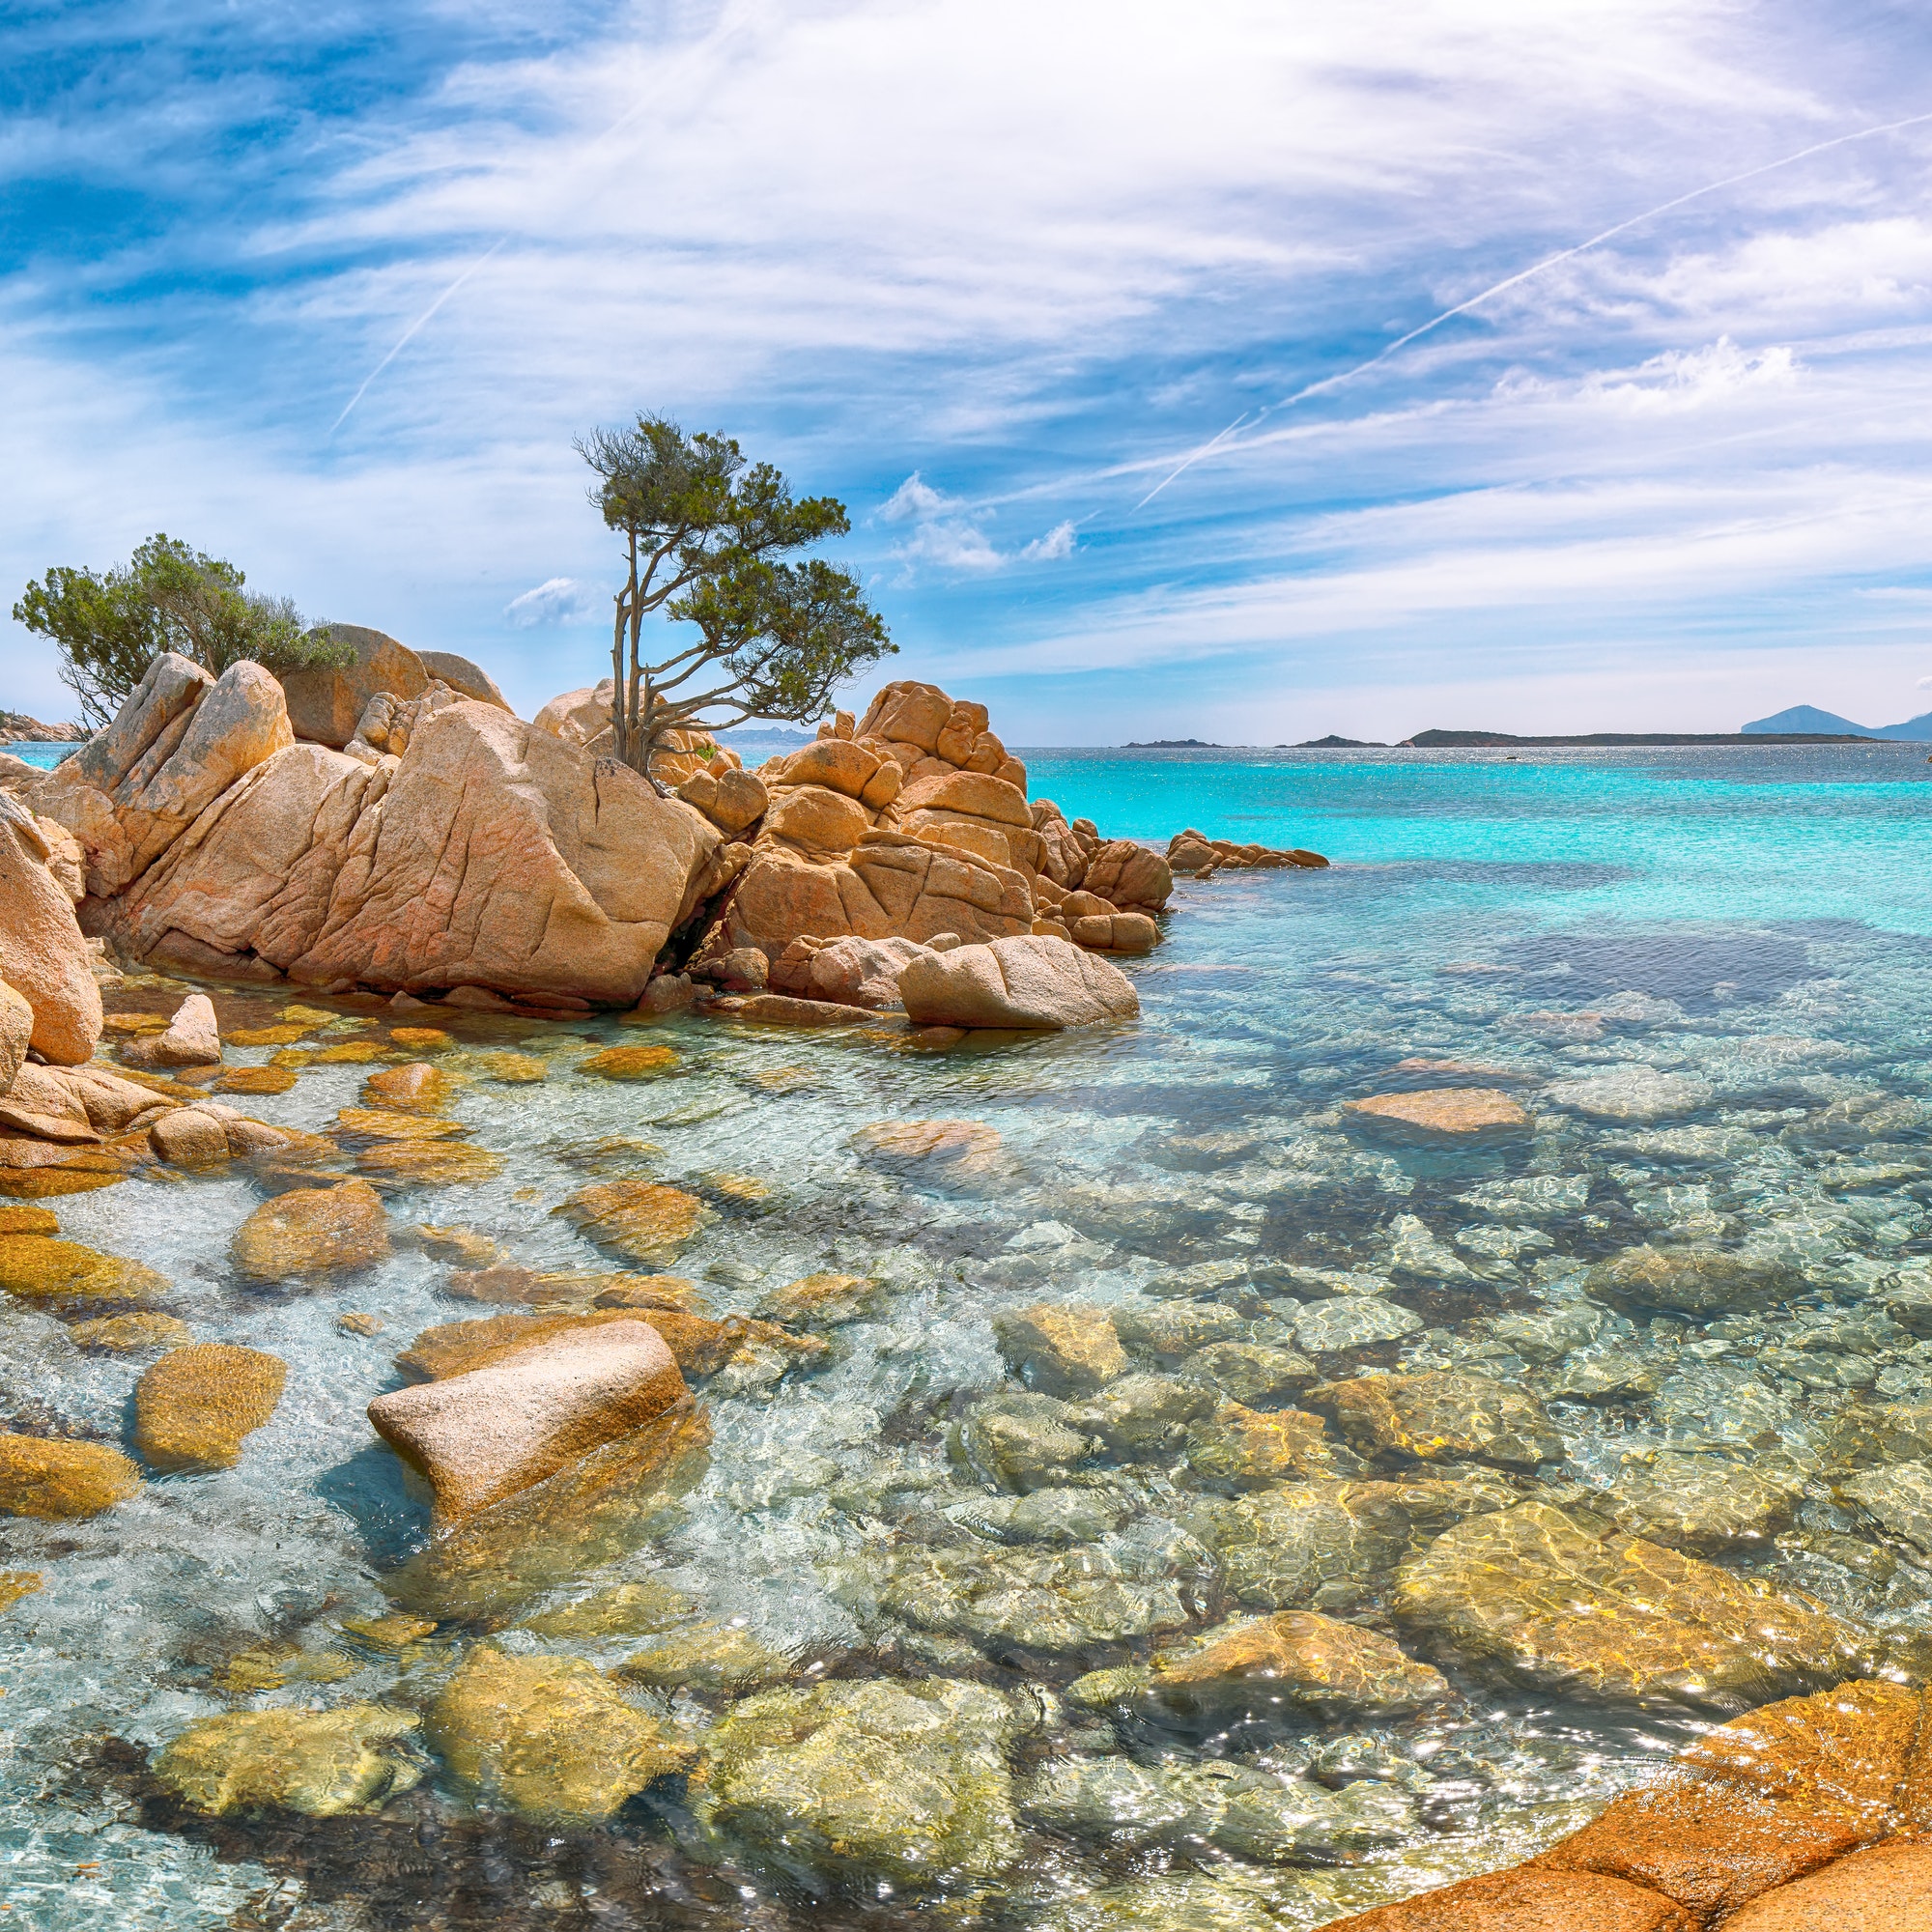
577,414,895,780
12,533,348,731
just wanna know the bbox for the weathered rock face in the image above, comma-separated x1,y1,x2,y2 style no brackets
134,1344,287,1471
116,705,721,1003
0,980,31,1094
699,1677,1022,1892
280,625,428,748
152,1705,423,1817
367,1320,686,1528
416,650,512,711
426,1646,696,1822
767,933,927,1008
1311,1371,1567,1471
1392,1501,1870,1713
32,655,294,896
0,793,101,1065
899,935,1140,1030
122,992,221,1068
1078,839,1173,911
677,760,768,836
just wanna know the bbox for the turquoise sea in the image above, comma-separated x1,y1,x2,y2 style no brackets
4,742,1932,1929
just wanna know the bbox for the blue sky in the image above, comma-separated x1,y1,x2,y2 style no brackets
8,0,1932,743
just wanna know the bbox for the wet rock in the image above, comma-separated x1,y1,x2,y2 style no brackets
1392,1501,1871,1713
69,1311,193,1353
1720,1841,1932,1929
952,1392,1094,1491
134,1344,287,1471
1073,1609,1448,1724
1183,1402,1339,1489
756,1271,880,1326
950,1486,1129,1546
368,1319,685,1529
0,1434,142,1517
355,1140,505,1186
336,1106,470,1143
1492,1304,1606,1364
122,993,220,1068
1841,1460,1932,1559
148,1106,232,1167
1071,1374,1218,1458
1178,1341,1319,1406
1112,1299,1247,1360
1293,1296,1424,1353
1311,1371,1566,1471
362,1061,453,1112
0,1571,43,1613
1343,1088,1530,1138
426,1646,695,1823
384,1397,712,1622
579,1043,679,1080
0,1136,142,1198
1201,1479,1471,1611
1545,1065,1713,1122
699,1677,1021,1891
1547,1350,1662,1404
232,1179,390,1280
519,1578,694,1638
994,1304,1127,1397
867,1541,1189,1655
899,936,1140,1030
1386,1213,1480,1283
0,1231,170,1311
1323,1867,1696,1931
151,1705,422,1817
1588,1244,1793,1315
1607,1454,1801,1554
553,1179,708,1264
617,1623,794,1695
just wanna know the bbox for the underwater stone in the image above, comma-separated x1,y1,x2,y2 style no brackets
948,1486,1129,1545
616,1622,794,1694
1547,1350,1662,1403
426,1646,696,1823
756,1271,881,1326
1111,1299,1247,1360
952,1392,1094,1491
1312,1370,1567,1471
1588,1244,1793,1315
134,1344,286,1471
361,1061,454,1112
152,1705,421,1817
0,1233,168,1311
1183,1402,1339,1489
1841,1460,1932,1561
68,1311,193,1353
1545,1065,1714,1122
1293,1296,1424,1353
518,1578,694,1638
579,1043,679,1079
993,1303,1127,1396
1606,1454,1800,1554
1071,1373,1217,1458
553,1178,708,1264
231,1179,390,1280
1393,1501,1872,1714
1178,1341,1319,1406
0,1433,142,1518
1343,1088,1529,1137
700,1676,1021,1893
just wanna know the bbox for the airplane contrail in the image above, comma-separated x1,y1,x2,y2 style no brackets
1130,106,1932,511
327,235,510,436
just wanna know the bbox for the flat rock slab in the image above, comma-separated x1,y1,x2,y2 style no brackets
232,1179,390,1280
1343,1088,1530,1136
367,1319,686,1528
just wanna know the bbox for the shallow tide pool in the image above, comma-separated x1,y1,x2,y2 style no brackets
5,743,1932,1929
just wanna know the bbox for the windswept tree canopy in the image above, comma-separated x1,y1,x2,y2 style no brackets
578,414,895,779
13,534,347,731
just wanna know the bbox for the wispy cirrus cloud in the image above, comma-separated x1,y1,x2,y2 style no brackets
504,575,600,627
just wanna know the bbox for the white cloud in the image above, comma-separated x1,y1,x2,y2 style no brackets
878,472,952,524
1022,520,1078,561
504,576,600,627
1918,673,1932,689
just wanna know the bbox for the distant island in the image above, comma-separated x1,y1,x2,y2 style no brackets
1742,703,1932,741
1124,738,1223,748
1295,734,1387,748
1399,729,1877,748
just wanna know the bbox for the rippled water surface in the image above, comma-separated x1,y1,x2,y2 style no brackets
6,744,1932,1929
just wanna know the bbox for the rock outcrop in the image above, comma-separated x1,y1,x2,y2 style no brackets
280,625,428,747
1168,829,1329,874
0,792,101,1065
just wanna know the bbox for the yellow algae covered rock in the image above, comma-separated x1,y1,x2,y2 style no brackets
232,1179,390,1280
0,1137,142,1198
152,1705,421,1816
384,1397,712,1622
426,1647,696,1822
757,1272,881,1327
0,1205,59,1236
335,1107,470,1142
0,1434,142,1518
134,1345,287,1471
1310,1370,1567,1473
214,1065,298,1096
0,1571,43,1613
226,1023,313,1047
471,1050,546,1083
389,1027,455,1053
554,1179,708,1264
361,1062,454,1112
617,1623,794,1696
355,1141,504,1186
415,1224,502,1267
1183,1403,1339,1489
0,1234,168,1311
69,1312,194,1353
579,1044,678,1080
851,1118,1009,1184
312,1039,384,1065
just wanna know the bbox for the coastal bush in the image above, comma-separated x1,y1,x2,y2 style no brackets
577,412,895,783
13,532,351,730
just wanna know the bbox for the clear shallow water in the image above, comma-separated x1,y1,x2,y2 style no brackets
3,745,1931,1929
2,745,80,771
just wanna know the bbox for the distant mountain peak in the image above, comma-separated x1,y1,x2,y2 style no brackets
1742,704,1932,741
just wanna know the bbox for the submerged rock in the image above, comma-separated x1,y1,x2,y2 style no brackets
952,1392,1094,1491
700,1677,1021,1893
1841,1460,1932,1560
553,1179,707,1264
1606,1454,1801,1554
134,1345,287,1471
232,1179,390,1281
0,1234,169,1311
68,1311,193,1353
1183,1402,1339,1489
1311,1371,1566,1471
1392,1501,1870,1713
1071,1374,1217,1458
0,1434,142,1518
518,1577,694,1638
1343,1088,1530,1138
1588,1244,1793,1315
1293,1296,1424,1353
427,1646,696,1823
851,1117,1010,1184
1179,1341,1320,1406
616,1623,794,1695
994,1304,1127,1396
152,1705,421,1817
